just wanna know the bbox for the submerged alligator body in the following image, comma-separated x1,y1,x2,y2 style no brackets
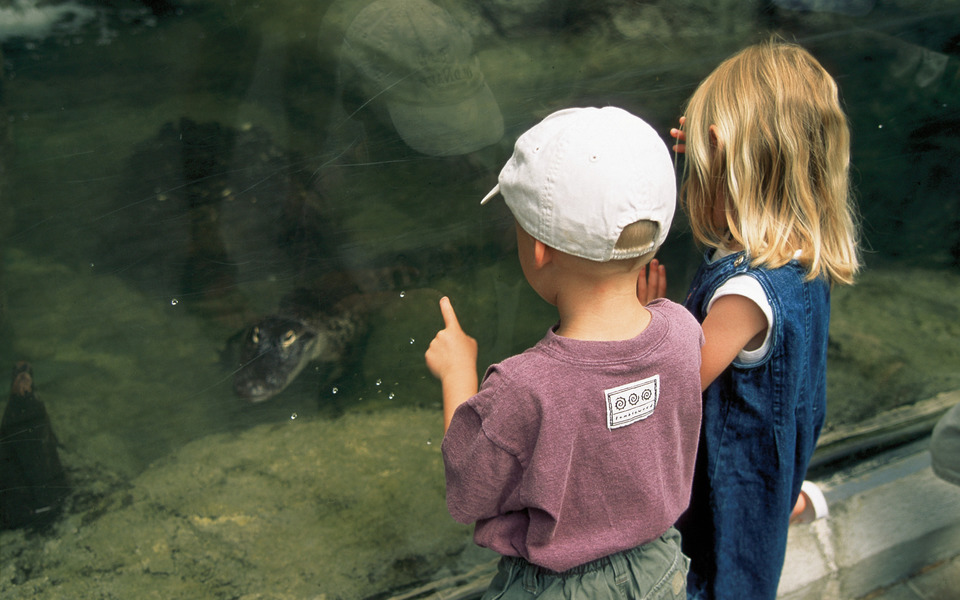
99,118,339,328
101,117,433,402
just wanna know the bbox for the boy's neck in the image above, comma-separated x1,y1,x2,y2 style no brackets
552,274,652,341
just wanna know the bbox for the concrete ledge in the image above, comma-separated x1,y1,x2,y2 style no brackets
777,439,960,599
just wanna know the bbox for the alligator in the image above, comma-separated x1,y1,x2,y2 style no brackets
102,118,429,402
230,270,412,403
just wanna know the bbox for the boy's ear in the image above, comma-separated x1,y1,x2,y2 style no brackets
533,239,553,268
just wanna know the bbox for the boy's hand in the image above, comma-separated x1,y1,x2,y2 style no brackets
670,116,686,154
637,259,666,305
426,296,478,381
426,297,480,431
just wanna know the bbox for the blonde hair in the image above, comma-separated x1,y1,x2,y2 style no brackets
560,220,660,275
614,219,660,264
680,38,860,284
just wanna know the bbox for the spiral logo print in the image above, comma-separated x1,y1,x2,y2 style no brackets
604,375,660,430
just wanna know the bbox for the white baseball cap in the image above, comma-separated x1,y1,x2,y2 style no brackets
481,106,676,261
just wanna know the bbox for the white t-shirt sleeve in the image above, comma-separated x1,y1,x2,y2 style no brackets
706,275,774,365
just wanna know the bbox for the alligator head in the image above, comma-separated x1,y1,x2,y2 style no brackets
232,316,323,403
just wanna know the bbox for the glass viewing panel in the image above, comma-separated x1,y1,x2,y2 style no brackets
0,0,958,597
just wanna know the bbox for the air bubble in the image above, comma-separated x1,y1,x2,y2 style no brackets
332,387,338,394
290,412,298,420
170,298,179,306
399,291,406,298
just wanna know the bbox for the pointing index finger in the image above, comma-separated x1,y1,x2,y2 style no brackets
439,296,462,331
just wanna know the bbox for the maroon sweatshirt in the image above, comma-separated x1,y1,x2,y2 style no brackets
442,299,704,572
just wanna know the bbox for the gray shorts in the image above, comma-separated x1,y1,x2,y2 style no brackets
481,527,689,600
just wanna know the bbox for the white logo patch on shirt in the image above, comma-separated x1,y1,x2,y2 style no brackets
604,375,660,430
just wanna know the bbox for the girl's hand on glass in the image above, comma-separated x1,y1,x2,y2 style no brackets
670,116,686,154
637,259,667,306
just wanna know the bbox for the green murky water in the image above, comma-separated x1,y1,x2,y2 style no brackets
1,1,959,597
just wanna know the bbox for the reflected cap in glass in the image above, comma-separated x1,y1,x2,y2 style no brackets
341,0,504,156
481,106,676,262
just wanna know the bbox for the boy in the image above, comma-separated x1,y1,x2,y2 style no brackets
425,106,703,599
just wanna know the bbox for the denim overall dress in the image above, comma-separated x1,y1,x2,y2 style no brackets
678,251,830,600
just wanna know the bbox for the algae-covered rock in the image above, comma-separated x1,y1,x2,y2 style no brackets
0,407,477,599
826,266,960,427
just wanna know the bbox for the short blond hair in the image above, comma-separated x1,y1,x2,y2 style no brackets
557,220,660,275
680,38,860,284
614,219,660,265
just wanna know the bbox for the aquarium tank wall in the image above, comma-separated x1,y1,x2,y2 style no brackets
0,0,958,597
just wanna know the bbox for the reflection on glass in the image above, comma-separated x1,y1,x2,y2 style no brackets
0,1,958,598
335,0,504,157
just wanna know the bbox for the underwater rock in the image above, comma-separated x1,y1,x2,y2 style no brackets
0,362,69,531
475,0,588,36
0,406,474,599
0,0,98,43
771,0,875,16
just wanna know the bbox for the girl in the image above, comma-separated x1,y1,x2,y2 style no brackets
667,39,860,600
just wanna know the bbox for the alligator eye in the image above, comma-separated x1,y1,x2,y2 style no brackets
251,326,260,344
282,330,297,348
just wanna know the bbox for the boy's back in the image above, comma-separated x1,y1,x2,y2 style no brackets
426,106,703,598
443,298,702,572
